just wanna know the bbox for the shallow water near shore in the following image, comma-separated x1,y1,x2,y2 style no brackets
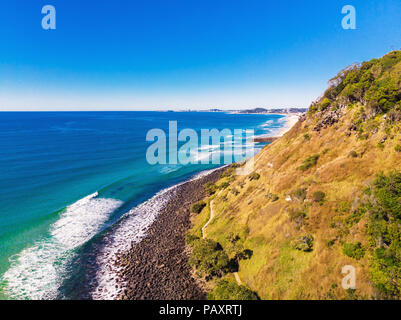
0,111,287,300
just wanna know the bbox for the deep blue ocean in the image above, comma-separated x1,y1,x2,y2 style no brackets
0,111,286,300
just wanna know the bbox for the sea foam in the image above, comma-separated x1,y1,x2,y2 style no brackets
1,192,122,300
91,185,178,300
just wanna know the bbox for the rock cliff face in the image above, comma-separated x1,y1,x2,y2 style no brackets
188,51,401,300
313,105,346,132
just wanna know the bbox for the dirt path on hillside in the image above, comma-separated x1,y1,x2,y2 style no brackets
201,196,243,286
202,200,214,239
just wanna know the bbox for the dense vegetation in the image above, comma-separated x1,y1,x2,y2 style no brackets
208,280,258,300
321,51,401,115
204,182,218,195
191,201,206,214
188,239,229,276
342,242,365,260
366,171,401,298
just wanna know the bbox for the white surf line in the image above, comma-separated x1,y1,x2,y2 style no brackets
201,192,243,286
2,192,123,300
92,185,177,300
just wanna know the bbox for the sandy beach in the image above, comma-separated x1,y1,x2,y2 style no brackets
276,114,300,136
252,114,300,143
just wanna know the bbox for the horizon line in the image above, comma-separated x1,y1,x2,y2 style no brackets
0,107,308,112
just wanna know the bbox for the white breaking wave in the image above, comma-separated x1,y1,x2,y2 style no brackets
92,185,178,300
192,150,214,162
260,120,274,127
198,144,220,151
1,192,122,300
159,165,181,174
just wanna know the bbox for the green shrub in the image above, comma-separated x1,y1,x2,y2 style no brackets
359,133,368,140
266,193,279,202
189,239,229,276
236,249,253,261
327,239,336,247
304,133,311,141
231,162,242,169
185,234,200,245
231,188,240,196
205,182,218,195
395,144,401,152
308,104,319,114
342,242,365,260
220,167,235,178
364,172,401,296
226,233,240,243
191,201,206,214
345,208,366,227
248,172,260,181
348,150,358,158
313,191,326,204
293,234,314,252
219,182,230,189
299,154,319,171
366,78,401,114
293,188,307,201
373,171,401,219
320,98,331,111
289,209,307,221
208,280,258,300
370,247,401,297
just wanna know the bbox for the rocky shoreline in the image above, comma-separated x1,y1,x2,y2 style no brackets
116,167,227,300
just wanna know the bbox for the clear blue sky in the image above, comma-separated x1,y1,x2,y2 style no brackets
1,0,400,110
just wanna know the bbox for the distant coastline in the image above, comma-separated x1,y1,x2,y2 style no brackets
166,107,304,143
252,113,300,143
163,107,307,115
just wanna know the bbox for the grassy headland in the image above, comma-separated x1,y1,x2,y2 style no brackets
187,50,401,300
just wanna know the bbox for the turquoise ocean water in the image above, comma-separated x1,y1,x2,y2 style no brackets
0,111,286,299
